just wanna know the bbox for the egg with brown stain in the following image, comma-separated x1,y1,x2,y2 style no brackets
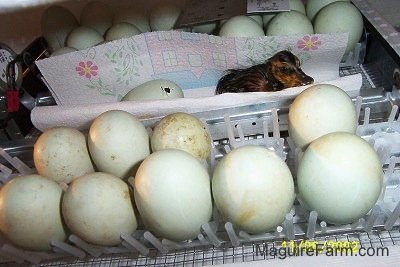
212,145,295,234
33,126,95,184
150,112,212,160
88,110,150,181
62,172,137,246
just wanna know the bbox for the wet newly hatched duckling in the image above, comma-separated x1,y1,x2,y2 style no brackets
215,50,314,94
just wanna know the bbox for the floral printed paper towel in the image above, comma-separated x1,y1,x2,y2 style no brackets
36,31,348,106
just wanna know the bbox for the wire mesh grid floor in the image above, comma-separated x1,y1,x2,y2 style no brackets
23,227,399,267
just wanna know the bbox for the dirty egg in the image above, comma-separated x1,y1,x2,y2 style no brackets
62,172,137,246
212,146,295,234
88,110,150,180
150,112,212,160
33,126,95,184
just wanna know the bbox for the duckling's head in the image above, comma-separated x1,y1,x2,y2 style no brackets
267,50,314,88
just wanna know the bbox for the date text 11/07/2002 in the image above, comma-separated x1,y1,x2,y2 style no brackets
255,240,389,260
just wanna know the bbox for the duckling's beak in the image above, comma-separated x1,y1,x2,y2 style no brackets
300,74,314,86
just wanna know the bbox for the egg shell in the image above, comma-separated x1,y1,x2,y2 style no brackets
191,21,218,34
289,0,306,14
262,13,277,31
62,172,137,246
113,7,151,33
80,1,113,36
149,2,184,31
212,146,295,234
0,174,67,251
33,126,95,184
313,1,363,54
219,15,265,37
247,15,263,27
150,112,212,160
41,5,79,50
121,79,184,101
262,0,306,31
133,149,213,242
105,22,141,41
306,0,350,22
288,84,357,150
297,132,383,225
261,0,312,30
266,11,313,36
50,46,78,57
88,110,150,180
66,26,104,50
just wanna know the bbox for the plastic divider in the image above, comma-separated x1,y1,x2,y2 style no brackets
364,205,381,232
284,213,295,240
224,222,240,247
143,232,169,254
306,211,318,239
121,233,149,255
51,240,86,258
69,235,102,257
202,223,222,247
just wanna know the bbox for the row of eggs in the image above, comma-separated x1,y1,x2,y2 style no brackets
45,0,363,57
220,0,363,55
43,0,185,54
0,83,383,252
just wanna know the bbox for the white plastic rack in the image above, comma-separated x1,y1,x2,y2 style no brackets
0,86,400,265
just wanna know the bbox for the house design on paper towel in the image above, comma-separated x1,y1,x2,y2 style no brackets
145,31,238,90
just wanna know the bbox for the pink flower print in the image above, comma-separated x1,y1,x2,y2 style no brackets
297,36,321,51
76,61,98,78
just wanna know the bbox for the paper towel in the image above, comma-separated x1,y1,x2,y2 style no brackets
31,74,362,132
35,31,349,105
31,30,359,132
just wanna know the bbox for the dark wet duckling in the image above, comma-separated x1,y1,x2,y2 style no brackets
215,50,314,94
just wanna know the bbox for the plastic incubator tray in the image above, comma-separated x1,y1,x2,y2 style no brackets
0,62,400,266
